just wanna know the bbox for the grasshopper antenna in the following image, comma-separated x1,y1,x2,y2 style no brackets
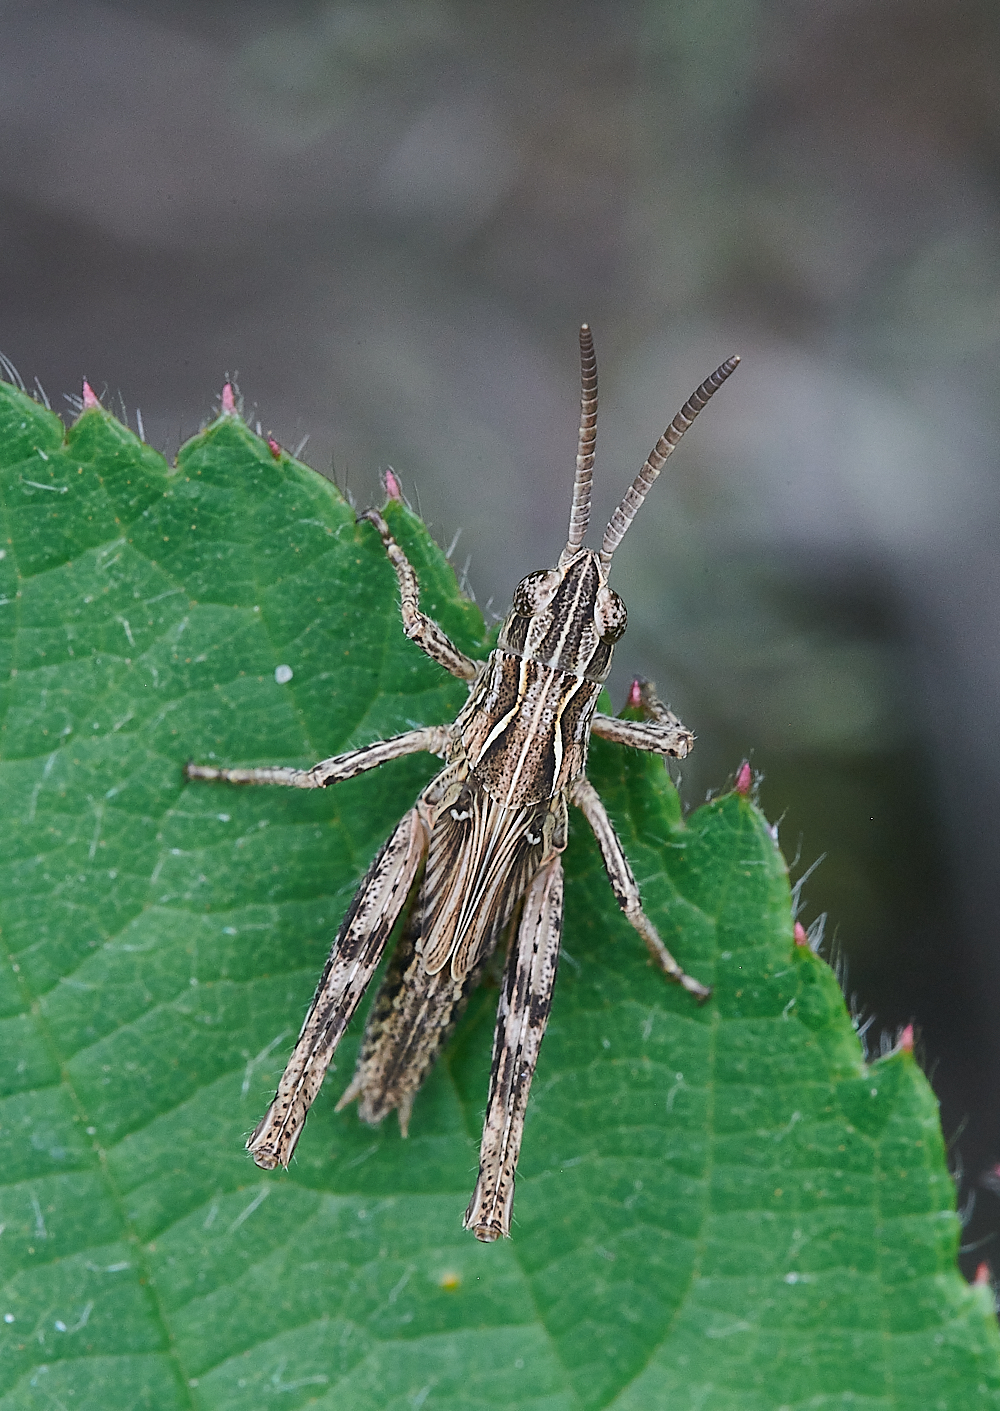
560,323,598,565
599,354,740,569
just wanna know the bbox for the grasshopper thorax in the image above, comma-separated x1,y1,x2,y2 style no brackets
497,550,625,685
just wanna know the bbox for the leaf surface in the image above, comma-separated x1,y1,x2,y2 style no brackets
0,383,997,1410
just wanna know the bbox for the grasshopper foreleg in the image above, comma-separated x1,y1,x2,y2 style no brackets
361,508,479,681
592,679,694,758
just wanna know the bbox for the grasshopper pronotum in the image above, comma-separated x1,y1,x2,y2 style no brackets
186,327,738,1240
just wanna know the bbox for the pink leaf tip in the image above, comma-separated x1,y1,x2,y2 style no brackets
267,435,282,460
221,383,237,416
627,678,643,710
974,1261,992,1288
899,1023,914,1053
384,468,402,501
794,921,809,947
734,760,752,795
82,380,100,410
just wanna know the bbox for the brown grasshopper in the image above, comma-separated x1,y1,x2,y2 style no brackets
186,327,738,1241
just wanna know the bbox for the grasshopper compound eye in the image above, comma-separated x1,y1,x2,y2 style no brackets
595,585,627,644
511,569,560,616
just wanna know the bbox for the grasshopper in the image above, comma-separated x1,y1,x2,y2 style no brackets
186,327,738,1241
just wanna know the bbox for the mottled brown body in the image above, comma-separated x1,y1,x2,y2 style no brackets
186,327,738,1240
336,755,568,1135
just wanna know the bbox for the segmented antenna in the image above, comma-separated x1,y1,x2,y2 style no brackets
600,355,739,568
561,324,598,563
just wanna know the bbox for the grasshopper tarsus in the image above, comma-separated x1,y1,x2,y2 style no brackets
246,1140,281,1171
188,327,737,1239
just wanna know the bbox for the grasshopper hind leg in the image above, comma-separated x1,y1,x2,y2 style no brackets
464,857,564,1242
245,804,428,1169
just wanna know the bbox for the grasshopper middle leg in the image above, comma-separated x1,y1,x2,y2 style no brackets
569,776,710,1001
185,725,452,789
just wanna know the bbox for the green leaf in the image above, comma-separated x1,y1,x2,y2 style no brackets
0,381,997,1410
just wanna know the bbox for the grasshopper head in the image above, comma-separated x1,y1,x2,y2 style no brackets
498,550,624,683
496,326,738,685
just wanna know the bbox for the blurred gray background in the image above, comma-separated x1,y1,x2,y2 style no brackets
3,0,999,1275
